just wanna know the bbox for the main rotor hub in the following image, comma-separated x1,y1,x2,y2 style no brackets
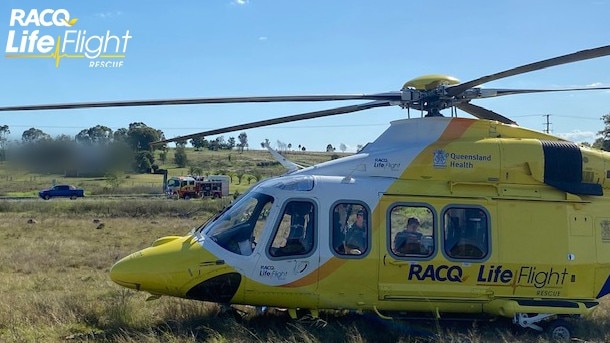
402,74,460,91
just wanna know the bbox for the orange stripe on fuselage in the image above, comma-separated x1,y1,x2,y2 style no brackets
439,118,475,141
284,257,346,287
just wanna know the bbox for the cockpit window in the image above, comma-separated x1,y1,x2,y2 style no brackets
205,192,274,255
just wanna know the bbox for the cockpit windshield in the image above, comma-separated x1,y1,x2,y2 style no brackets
203,192,274,255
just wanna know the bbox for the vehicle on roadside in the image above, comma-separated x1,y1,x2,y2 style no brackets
38,184,85,200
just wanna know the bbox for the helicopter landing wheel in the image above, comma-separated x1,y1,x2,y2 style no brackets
545,318,572,342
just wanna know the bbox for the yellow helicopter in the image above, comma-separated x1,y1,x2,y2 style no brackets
4,45,610,340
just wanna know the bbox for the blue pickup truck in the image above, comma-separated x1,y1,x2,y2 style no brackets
38,184,85,200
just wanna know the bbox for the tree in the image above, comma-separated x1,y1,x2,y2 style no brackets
326,144,335,152
236,170,245,184
158,146,168,164
596,113,610,151
174,146,188,167
190,137,207,150
0,125,9,148
252,170,263,183
21,127,50,144
339,143,347,153
0,125,9,161
227,137,236,150
133,150,154,173
227,171,236,183
237,132,248,153
75,125,113,145
208,136,225,151
105,170,125,189
277,140,287,151
215,136,226,148
127,122,163,151
113,128,129,142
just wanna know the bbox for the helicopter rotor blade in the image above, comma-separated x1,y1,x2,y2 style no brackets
473,86,610,98
2,46,609,132
452,86,610,104
447,45,610,97
0,93,401,112
154,100,392,145
455,102,516,125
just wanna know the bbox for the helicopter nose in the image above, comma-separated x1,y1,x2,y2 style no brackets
110,235,222,297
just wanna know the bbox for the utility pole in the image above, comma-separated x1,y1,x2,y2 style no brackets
542,114,551,133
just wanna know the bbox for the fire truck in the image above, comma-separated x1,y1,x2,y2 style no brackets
165,176,225,199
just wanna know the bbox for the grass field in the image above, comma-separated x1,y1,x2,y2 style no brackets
1,198,610,343
2,149,610,342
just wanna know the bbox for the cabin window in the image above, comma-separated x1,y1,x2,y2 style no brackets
443,207,489,259
269,201,315,258
389,205,434,257
205,192,274,256
332,203,368,256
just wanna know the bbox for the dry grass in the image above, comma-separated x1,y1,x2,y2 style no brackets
1,199,609,342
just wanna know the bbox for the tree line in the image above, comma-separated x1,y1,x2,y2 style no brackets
0,123,248,175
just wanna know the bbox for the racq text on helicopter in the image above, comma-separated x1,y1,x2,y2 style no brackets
4,45,610,340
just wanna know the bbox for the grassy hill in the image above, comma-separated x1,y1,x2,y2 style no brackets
0,148,346,197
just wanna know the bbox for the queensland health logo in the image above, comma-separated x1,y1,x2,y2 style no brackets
5,8,132,68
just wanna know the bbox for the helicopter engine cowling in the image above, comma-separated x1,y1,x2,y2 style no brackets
386,118,607,197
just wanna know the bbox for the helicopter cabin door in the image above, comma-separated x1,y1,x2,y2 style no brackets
245,200,320,309
378,196,494,307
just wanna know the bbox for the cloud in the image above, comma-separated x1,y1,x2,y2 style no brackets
556,129,598,143
95,11,123,19
233,0,249,5
258,36,267,41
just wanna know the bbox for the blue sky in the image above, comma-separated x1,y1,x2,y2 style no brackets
2,0,610,152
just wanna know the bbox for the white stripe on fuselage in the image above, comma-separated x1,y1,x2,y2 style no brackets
202,118,454,286
295,117,452,179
